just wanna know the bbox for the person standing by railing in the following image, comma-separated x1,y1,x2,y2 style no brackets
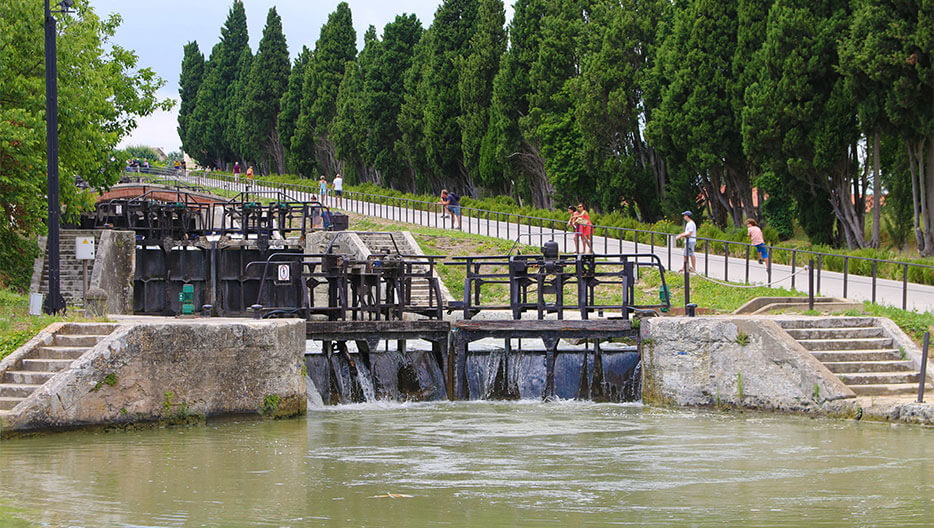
333,173,343,209
319,175,328,204
576,203,593,254
567,205,581,254
676,210,697,272
746,218,770,267
233,162,241,184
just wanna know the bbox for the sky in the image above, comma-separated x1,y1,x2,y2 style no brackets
90,0,469,153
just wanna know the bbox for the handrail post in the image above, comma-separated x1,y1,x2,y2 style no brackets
918,331,929,403
871,260,877,304
843,256,849,298
684,254,691,311
745,245,750,284
903,263,909,310
808,258,815,310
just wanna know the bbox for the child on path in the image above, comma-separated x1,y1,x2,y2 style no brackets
675,210,697,272
319,175,328,202
567,205,581,254
246,166,254,182
746,218,770,267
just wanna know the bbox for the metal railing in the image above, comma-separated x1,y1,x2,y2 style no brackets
131,167,934,311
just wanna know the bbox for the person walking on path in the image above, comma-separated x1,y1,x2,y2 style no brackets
246,165,254,183
333,173,343,208
676,210,697,272
567,205,581,254
746,218,770,267
438,189,462,229
576,203,593,254
233,162,241,184
319,175,328,203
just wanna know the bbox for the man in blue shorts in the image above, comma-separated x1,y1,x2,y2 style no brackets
675,210,697,272
439,189,462,229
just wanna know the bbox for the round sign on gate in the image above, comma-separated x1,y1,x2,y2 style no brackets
277,264,290,282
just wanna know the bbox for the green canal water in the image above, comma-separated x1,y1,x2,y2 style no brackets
1,401,933,527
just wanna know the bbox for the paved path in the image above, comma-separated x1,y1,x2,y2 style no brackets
165,171,934,313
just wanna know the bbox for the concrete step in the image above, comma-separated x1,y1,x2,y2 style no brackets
838,371,920,385
810,349,902,362
784,327,884,340
851,383,921,396
823,360,916,374
798,337,893,351
3,371,55,385
34,346,89,360
0,397,25,411
52,334,101,347
0,384,42,398
778,317,876,330
59,323,119,335
20,358,74,372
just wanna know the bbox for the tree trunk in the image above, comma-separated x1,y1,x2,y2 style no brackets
870,130,881,248
908,141,924,252
924,137,934,255
919,140,932,256
269,128,286,175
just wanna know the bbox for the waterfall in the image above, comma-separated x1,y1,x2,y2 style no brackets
354,359,377,402
305,374,325,409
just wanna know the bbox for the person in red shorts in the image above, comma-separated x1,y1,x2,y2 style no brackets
576,203,593,254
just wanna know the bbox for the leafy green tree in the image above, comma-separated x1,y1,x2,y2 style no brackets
840,0,934,253
219,1,250,165
177,41,204,156
294,2,357,177
242,7,290,174
278,46,311,175
228,47,252,162
365,14,423,190
397,30,434,190
0,0,170,288
401,0,480,193
743,0,859,246
188,44,225,166
574,0,666,218
458,0,506,183
478,0,549,206
332,26,379,184
524,0,590,208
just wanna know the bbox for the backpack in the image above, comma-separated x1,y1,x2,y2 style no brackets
448,192,460,202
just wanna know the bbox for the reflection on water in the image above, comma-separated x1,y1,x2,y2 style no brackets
1,401,933,527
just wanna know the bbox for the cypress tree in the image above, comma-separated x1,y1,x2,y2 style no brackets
189,43,226,167
228,47,252,162
219,1,250,164
243,7,290,173
177,41,204,158
366,14,423,190
278,46,311,175
457,0,506,185
332,26,379,184
293,2,356,177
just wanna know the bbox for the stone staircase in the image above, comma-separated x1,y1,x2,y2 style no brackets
36,229,101,306
357,232,438,308
779,317,926,397
0,323,119,417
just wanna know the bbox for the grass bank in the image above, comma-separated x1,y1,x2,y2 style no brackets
0,290,107,361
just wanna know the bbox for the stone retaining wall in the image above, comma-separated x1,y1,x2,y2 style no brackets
640,316,857,415
2,318,305,434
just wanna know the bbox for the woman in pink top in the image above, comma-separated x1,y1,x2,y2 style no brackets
745,218,770,266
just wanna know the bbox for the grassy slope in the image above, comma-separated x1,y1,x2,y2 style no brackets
0,290,107,361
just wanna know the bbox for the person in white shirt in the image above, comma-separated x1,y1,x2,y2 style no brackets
332,174,343,208
675,210,697,272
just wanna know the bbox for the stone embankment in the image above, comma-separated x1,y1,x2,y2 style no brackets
0,318,305,435
641,315,934,425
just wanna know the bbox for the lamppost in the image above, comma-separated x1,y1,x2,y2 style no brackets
42,0,74,314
